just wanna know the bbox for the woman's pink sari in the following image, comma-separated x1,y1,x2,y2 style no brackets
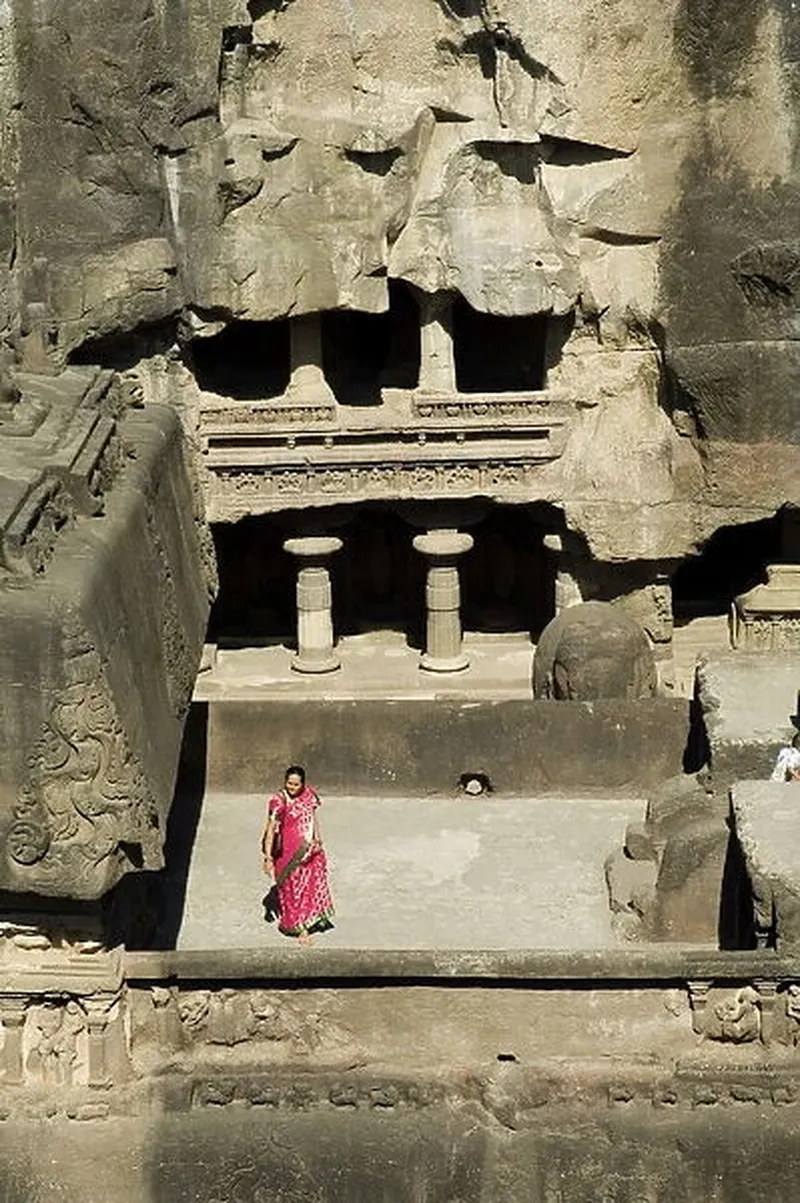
267,785,334,937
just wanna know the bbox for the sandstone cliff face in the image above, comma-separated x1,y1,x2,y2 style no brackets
0,0,796,561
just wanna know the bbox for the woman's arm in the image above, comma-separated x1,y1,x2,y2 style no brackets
261,814,276,874
310,813,322,852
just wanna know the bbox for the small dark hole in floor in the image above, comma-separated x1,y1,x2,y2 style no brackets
496,1053,517,1063
460,772,493,795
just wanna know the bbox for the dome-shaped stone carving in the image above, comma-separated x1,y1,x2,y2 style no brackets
533,601,657,702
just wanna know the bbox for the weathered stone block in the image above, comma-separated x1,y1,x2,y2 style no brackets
731,780,800,953
0,376,212,900
533,601,656,702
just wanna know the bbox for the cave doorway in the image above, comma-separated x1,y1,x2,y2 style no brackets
671,513,783,623
322,282,420,405
189,319,290,400
207,516,295,646
461,505,555,640
452,298,548,392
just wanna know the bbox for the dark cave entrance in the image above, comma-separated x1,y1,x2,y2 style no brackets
189,319,290,400
453,299,548,392
671,513,783,622
207,503,556,648
322,282,420,405
461,505,555,639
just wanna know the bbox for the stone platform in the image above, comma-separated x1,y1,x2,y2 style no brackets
698,653,800,783
196,618,732,703
731,780,800,952
174,793,646,951
195,630,535,702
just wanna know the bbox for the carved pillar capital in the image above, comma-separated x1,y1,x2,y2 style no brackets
0,994,29,1085
413,530,473,672
687,979,714,1035
283,536,343,674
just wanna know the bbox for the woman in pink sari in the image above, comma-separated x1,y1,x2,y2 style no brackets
261,765,334,944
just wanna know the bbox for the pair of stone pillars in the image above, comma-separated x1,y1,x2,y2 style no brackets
285,295,456,402
282,530,474,674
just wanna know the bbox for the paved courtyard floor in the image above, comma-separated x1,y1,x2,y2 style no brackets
175,793,646,951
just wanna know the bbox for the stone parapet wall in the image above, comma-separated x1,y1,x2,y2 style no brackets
206,697,691,796
1,948,800,1199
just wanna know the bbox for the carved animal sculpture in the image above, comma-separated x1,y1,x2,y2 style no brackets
533,601,657,702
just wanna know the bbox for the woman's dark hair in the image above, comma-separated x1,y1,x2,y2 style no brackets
285,764,306,784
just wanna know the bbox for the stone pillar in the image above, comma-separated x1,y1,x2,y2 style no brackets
754,979,780,1045
283,536,343,674
413,530,473,672
84,996,114,1089
0,996,28,1084
543,534,582,615
417,293,456,394
687,979,714,1036
287,314,335,403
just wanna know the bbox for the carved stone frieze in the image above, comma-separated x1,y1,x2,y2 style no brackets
8,621,161,893
144,505,195,720
732,566,800,651
25,999,86,1086
149,986,361,1064
0,924,126,1090
412,390,570,424
686,980,800,1045
208,457,554,519
710,986,762,1044
0,989,127,1090
200,401,339,433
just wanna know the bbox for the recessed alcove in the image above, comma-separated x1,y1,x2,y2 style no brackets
460,505,555,639
207,516,295,644
453,298,548,392
322,282,420,406
207,502,556,650
189,319,290,399
672,513,783,621
67,318,178,370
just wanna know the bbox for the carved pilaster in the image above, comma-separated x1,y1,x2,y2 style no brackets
754,979,780,1045
0,995,28,1085
287,314,336,405
83,995,115,1089
687,979,714,1035
417,292,456,394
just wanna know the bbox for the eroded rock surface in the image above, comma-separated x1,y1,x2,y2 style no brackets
0,370,213,900
0,0,793,572
731,779,800,952
533,601,656,701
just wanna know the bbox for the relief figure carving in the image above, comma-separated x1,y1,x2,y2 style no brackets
9,623,160,887
710,987,761,1044
26,1001,85,1086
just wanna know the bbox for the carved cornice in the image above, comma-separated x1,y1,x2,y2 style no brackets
201,389,572,516
0,368,122,578
208,455,556,518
